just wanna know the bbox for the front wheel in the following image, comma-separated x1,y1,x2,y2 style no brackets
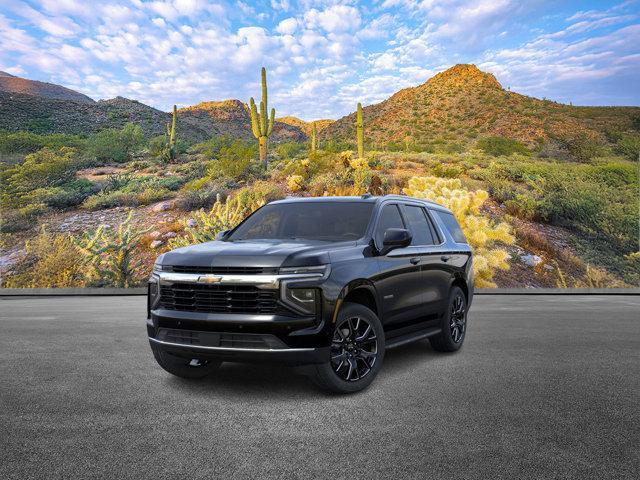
429,286,468,352
312,302,385,394
151,343,222,379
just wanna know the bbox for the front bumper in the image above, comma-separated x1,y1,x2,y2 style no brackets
147,324,329,365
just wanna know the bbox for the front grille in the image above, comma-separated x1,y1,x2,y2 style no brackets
159,283,280,314
168,266,278,274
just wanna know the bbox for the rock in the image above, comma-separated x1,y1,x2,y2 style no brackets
163,231,177,239
187,219,197,228
520,254,542,267
149,230,162,239
150,240,164,249
543,264,554,271
152,200,174,212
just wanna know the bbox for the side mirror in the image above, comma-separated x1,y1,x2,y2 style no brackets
381,228,412,255
215,229,230,241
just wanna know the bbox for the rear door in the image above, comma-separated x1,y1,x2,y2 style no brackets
400,203,451,321
373,203,424,327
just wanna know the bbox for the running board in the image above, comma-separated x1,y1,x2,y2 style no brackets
385,327,441,350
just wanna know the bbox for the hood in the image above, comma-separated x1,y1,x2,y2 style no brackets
159,239,356,269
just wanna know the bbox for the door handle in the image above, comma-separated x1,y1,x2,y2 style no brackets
409,257,421,265
441,255,451,262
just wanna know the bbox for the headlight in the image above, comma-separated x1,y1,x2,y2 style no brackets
279,264,329,276
283,288,318,315
153,263,162,273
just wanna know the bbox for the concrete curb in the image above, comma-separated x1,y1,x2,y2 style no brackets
0,287,638,296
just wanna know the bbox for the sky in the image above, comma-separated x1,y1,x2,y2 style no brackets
0,0,638,120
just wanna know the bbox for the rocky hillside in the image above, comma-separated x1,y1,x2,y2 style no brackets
321,64,640,147
179,100,306,142
277,116,334,135
0,71,94,104
0,74,306,143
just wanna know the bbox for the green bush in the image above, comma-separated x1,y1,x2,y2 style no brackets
0,203,47,233
82,187,173,210
88,123,144,163
275,142,306,160
477,136,529,156
556,132,603,162
615,133,640,160
214,140,257,178
0,147,81,208
0,131,87,155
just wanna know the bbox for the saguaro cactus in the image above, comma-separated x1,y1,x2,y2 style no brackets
165,104,177,161
355,102,364,160
310,122,317,152
249,67,275,166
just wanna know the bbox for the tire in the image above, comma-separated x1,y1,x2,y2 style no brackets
151,343,222,379
312,302,385,394
429,286,468,353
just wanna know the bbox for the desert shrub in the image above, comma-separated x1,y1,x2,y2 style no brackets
0,131,87,154
504,194,540,220
82,187,172,210
148,135,166,157
3,228,86,288
0,147,81,208
0,203,47,233
404,176,514,287
275,141,306,160
555,132,603,162
432,163,463,178
477,136,529,156
615,133,640,160
88,123,144,163
169,194,265,249
233,181,285,205
74,211,148,287
193,136,236,158
215,140,256,178
30,178,98,209
174,189,227,211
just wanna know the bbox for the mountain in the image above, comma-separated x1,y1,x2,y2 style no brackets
0,71,94,104
277,116,334,135
179,100,306,142
0,74,306,142
321,64,639,148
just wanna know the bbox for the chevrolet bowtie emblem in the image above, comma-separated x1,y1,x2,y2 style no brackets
197,275,223,284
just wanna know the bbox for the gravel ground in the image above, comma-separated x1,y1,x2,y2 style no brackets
1,294,639,479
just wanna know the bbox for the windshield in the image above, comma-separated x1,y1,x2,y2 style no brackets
227,201,374,242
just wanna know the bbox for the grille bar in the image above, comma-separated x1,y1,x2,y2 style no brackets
159,283,281,314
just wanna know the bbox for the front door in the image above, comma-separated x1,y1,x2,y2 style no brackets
373,203,425,327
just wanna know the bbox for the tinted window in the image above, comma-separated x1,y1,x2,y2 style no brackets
403,205,434,246
375,204,405,246
227,202,374,242
435,211,467,243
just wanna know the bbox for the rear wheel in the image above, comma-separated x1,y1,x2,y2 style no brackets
429,286,468,352
151,343,222,379
312,302,385,394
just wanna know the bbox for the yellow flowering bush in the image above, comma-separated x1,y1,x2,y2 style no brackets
404,176,514,287
169,194,264,249
287,174,305,192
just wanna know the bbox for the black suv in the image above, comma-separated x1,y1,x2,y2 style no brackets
147,195,473,393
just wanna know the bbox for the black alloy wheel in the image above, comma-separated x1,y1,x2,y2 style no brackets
330,315,379,382
449,292,466,343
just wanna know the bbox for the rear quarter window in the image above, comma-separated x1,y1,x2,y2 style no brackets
434,211,467,244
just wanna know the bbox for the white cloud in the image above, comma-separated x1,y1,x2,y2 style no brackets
305,5,361,33
276,17,298,35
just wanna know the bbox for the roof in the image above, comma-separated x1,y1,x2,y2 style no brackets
270,194,451,212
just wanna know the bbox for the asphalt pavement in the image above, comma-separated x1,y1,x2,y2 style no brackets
1,295,639,479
